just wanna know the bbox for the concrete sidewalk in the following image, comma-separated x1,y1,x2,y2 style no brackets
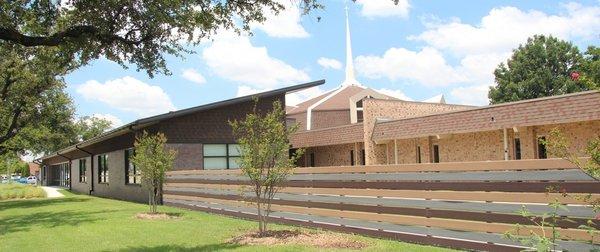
41,186,64,198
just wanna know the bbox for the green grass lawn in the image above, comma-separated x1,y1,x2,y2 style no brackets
0,190,456,252
0,183,45,200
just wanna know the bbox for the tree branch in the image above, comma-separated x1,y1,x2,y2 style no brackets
0,26,150,47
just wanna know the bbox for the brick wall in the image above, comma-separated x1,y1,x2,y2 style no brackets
290,123,364,148
384,120,600,164
363,99,473,165
302,142,364,167
168,143,203,170
311,110,351,129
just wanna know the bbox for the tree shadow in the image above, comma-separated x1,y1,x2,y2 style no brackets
0,209,109,235
0,197,91,211
113,243,243,252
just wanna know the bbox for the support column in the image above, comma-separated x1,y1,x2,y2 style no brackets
394,139,398,164
503,128,509,160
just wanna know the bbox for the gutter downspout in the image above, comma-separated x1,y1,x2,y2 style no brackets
76,145,94,194
57,153,72,190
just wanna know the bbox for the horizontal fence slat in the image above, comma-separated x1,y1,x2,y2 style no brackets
164,183,600,205
167,169,595,182
165,179,600,193
166,158,584,176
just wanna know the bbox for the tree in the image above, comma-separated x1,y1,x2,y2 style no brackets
74,116,113,141
489,35,591,104
580,46,600,89
130,131,177,214
0,44,77,156
0,0,323,77
544,128,600,180
230,99,303,235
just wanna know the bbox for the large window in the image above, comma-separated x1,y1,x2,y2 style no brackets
125,148,141,184
79,159,87,183
203,144,241,170
98,154,109,183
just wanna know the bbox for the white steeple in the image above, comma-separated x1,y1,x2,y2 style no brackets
342,5,360,86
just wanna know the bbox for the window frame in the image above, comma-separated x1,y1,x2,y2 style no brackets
125,148,141,185
97,154,109,184
203,144,241,170
79,159,87,183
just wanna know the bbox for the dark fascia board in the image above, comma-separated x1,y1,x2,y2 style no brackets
39,79,325,162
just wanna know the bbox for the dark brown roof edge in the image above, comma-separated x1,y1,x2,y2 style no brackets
39,79,325,161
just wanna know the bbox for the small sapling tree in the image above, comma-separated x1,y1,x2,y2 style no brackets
131,131,177,214
230,98,304,235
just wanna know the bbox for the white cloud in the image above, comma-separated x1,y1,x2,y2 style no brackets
77,76,176,117
449,85,490,105
235,85,324,107
236,86,269,97
202,31,310,88
89,114,124,128
252,0,309,38
356,0,410,18
181,68,206,84
410,3,600,56
355,47,466,87
317,57,342,70
376,88,413,101
286,86,325,106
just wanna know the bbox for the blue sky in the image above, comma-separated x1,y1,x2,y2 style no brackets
65,0,600,127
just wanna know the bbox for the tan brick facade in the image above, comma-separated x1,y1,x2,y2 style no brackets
382,120,600,165
301,142,364,167
363,99,473,165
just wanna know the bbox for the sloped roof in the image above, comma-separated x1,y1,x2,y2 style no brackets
288,85,401,114
40,80,325,161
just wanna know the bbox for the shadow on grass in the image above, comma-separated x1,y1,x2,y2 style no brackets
0,209,110,235
0,197,91,211
114,243,242,252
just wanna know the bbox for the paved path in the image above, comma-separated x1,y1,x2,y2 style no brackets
41,186,64,198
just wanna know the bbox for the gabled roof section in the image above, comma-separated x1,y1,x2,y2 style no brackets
40,80,325,161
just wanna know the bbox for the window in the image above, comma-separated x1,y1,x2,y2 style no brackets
356,99,365,123
350,150,355,166
79,159,87,183
361,149,366,165
125,148,141,184
514,138,522,160
98,154,109,183
433,145,440,163
537,137,547,159
203,144,241,170
416,146,422,163
310,153,315,167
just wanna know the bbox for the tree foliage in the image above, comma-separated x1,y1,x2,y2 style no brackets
489,35,593,104
0,0,323,77
544,128,600,180
230,99,303,234
130,131,177,214
74,116,113,142
580,46,600,89
0,44,76,156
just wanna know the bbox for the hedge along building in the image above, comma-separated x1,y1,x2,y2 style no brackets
38,80,324,202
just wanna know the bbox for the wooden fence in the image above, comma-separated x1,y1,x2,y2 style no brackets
164,158,600,251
